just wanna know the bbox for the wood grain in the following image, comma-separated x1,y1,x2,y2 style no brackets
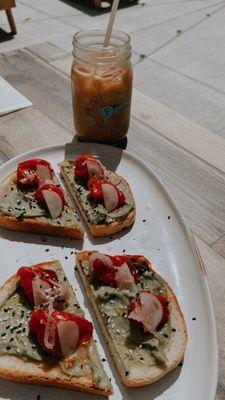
212,235,225,258
0,49,73,132
0,107,71,157
132,89,225,173
127,117,225,244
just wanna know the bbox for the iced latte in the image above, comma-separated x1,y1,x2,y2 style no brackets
71,30,133,143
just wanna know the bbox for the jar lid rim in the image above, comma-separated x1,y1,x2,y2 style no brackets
73,29,131,51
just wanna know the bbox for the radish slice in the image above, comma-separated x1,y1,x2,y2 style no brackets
102,183,119,212
129,291,163,334
86,158,104,178
36,164,52,186
44,302,56,350
42,189,63,219
115,263,136,292
32,277,52,307
58,320,79,357
105,171,121,186
89,252,113,269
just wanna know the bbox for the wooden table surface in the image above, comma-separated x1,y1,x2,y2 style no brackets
0,42,224,400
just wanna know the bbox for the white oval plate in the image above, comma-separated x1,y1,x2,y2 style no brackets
0,143,218,400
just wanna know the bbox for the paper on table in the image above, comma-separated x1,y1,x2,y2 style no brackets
0,76,32,116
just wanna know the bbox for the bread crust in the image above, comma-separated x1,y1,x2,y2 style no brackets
0,172,83,239
59,161,136,237
76,251,188,387
0,261,112,396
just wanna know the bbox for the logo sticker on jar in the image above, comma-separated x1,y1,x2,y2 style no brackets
85,92,128,134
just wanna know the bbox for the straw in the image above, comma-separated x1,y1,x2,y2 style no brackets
103,0,120,47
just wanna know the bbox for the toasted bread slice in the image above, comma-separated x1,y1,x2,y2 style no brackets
0,261,113,396
76,251,188,387
59,160,135,237
0,171,83,239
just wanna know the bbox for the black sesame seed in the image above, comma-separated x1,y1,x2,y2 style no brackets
70,251,73,255
168,216,171,220
63,277,67,281
3,194,7,198
45,248,50,252
1,333,6,337
140,357,144,360
6,346,11,350
172,328,176,332
16,213,25,221
65,256,68,260
122,249,126,253
10,338,14,342
142,219,146,223
192,317,196,321
125,371,129,376
17,330,21,334
6,325,10,330
101,358,106,362
74,267,78,271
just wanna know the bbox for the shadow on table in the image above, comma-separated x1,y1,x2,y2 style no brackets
0,28,14,43
59,0,139,16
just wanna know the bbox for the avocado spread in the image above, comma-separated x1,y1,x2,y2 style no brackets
81,260,172,373
0,264,111,391
61,162,135,225
0,176,82,231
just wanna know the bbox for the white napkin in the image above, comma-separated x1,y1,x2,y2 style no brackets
0,76,32,116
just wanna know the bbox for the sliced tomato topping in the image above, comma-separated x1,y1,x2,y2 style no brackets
128,293,169,331
156,294,170,328
35,183,65,212
17,266,58,304
17,159,52,187
91,254,148,286
87,177,125,209
88,177,104,203
74,154,94,182
29,308,93,358
92,258,116,286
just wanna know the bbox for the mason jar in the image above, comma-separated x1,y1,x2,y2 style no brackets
71,29,133,144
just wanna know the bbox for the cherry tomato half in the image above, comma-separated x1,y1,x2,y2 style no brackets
29,308,93,358
34,183,65,211
17,159,52,187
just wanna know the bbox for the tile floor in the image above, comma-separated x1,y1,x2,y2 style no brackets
1,0,225,137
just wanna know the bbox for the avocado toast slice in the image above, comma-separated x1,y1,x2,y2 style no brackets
0,159,83,239
59,155,135,237
76,251,188,387
0,261,113,396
